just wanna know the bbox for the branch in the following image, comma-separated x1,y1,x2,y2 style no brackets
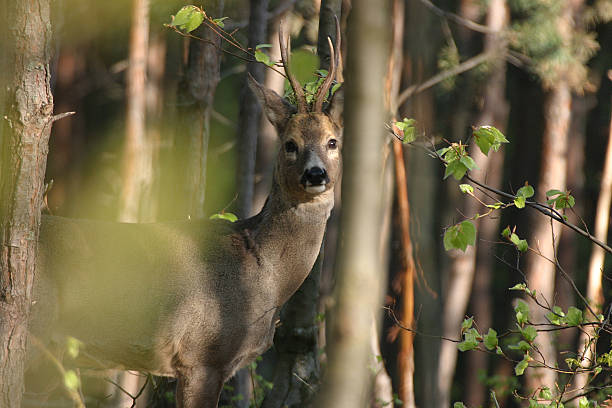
464,174,612,255
416,0,496,34
398,51,495,105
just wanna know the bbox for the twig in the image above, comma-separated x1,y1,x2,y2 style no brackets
398,51,495,105
29,335,86,408
51,111,76,122
464,174,612,254
417,0,497,33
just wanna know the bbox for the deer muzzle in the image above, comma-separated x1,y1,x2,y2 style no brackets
301,166,330,193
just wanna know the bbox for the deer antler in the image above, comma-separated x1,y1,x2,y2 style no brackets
313,16,341,112
279,21,308,113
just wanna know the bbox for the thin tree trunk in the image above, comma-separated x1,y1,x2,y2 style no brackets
464,1,509,405
437,2,509,405
237,0,269,219
176,0,223,219
253,22,284,213
574,100,612,391
315,0,390,406
386,0,415,406
119,0,152,223
0,0,54,406
115,0,155,403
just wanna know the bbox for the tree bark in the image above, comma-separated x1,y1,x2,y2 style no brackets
525,0,579,392
525,81,571,393
237,0,269,219
119,0,152,223
314,0,390,406
0,0,54,406
175,0,223,219
574,97,612,391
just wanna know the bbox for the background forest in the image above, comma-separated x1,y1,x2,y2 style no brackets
1,0,612,407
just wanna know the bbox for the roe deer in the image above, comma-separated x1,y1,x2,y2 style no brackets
30,23,343,408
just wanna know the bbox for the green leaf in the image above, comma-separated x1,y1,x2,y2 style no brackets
508,340,532,352
517,184,535,199
454,403,467,408
458,328,480,352
515,300,530,325
546,189,564,197
254,50,275,67
66,336,83,359
459,184,474,194
509,232,528,252
460,155,478,171
255,43,272,50
539,387,553,400
515,354,530,376
209,212,238,222
502,226,511,238
457,338,479,352
212,16,229,28
514,196,526,209
546,306,565,325
565,307,583,326
64,370,80,391
461,317,474,331
171,6,204,33
444,160,468,180
520,325,537,342
578,397,589,408
444,221,476,252
473,125,509,155
509,283,528,292
483,328,498,350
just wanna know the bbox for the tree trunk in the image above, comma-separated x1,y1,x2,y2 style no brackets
119,0,152,223
465,2,510,406
574,98,612,391
437,0,509,404
524,0,584,391
525,81,571,392
175,0,223,219
253,22,284,213
314,0,390,406
236,0,269,219
0,0,54,406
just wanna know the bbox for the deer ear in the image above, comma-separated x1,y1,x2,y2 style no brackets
248,73,295,132
326,85,344,128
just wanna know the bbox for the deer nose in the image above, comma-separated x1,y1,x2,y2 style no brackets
303,166,329,186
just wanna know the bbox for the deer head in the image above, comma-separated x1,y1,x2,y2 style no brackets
248,20,343,204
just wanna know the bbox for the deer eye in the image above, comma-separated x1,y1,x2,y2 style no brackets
327,139,338,150
284,141,298,153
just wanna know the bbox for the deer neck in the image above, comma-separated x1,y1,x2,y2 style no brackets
253,181,333,306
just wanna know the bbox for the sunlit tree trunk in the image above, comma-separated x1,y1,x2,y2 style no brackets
465,1,509,406
315,0,390,406
437,1,509,406
0,0,54,405
119,0,152,223
574,101,612,391
525,0,579,392
386,0,414,406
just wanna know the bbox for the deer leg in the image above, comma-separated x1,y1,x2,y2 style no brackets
176,366,224,408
